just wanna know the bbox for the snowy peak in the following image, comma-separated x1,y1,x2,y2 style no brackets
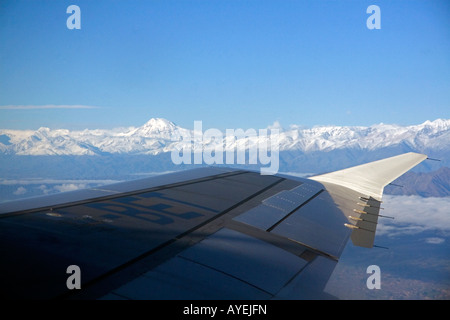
420,118,449,129
0,118,448,155
122,118,192,142
274,119,450,151
144,118,177,129
129,118,178,136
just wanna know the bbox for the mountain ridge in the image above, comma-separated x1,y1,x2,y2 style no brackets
1,118,448,198
385,166,450,197
1,118,448,156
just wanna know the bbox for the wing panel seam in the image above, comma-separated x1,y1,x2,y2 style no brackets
266,189,324,232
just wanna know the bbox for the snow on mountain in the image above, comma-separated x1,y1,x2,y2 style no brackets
124,118,181,138
0,118,449,156
276,119,450,152
0,118,189,155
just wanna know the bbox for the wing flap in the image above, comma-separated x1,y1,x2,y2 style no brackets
233,182,323,230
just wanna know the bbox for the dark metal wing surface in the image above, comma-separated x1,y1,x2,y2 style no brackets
0,153,427,299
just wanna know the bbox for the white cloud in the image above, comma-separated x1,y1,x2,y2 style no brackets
377,195,450,236
53,183,88,193
38,184,50,195
13,186,27,195
425,237,445,244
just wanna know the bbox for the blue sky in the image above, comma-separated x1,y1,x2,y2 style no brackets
0,0,449,130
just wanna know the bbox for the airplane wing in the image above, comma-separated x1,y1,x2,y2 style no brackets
0,152,427,300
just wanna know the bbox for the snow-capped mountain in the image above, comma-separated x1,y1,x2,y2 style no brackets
1,118,449,200
0,118,448,156
0,118,188,155
276,119,450,152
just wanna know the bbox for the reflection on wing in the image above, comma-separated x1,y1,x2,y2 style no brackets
0,153,427,299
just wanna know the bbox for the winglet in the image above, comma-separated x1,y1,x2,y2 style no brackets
308,152,427,201
308,152,427,248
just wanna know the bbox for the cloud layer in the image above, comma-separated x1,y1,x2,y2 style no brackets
377,195,450,236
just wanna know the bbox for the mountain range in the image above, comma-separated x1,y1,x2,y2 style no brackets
1,118,449,156
0,118,449,198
